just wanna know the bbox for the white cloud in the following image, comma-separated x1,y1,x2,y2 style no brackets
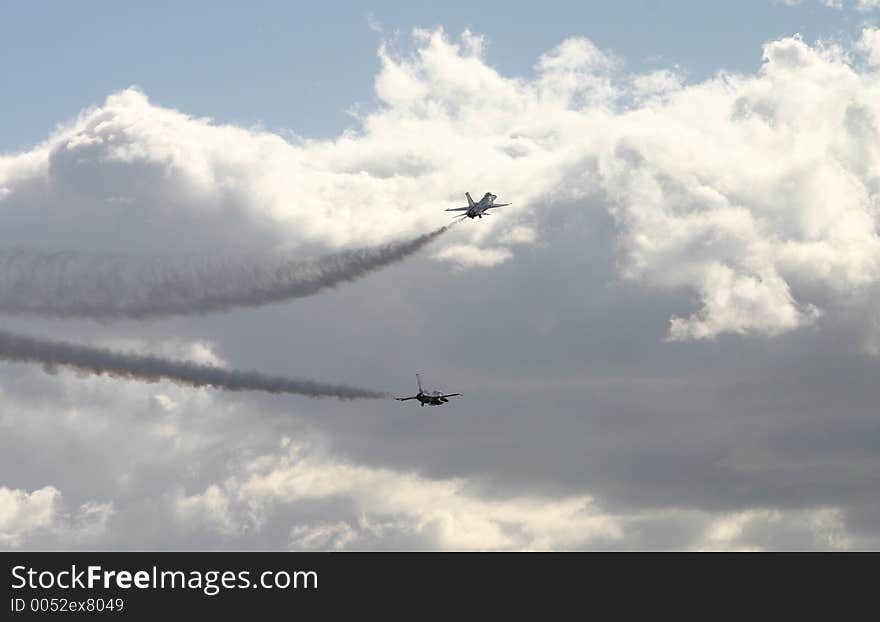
178,440,624,551
175,484,238,536
630,69,684,102
694,507,851,551
0,485,113,547
5,29,880,551
666,265,822,341
535,38,619,107
95,337,228,367
0,485,59,546
498,225,537,245
289,521,358,551
592,34,880,340
779,0,879,9
4,29,880,342
858,28,880,66
434,244,513,269
173,439,858,551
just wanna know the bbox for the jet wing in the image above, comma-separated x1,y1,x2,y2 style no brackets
485,203,510,208
445,207,470,212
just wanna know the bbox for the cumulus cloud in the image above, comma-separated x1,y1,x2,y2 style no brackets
175,438,624,551
858,28,880,66
0,485,59,546
175,484,238,536
0,485,113,548
5,28,880,342
619,506,852,551
5,26,880,551
370,28,880,343
599,33,880,340
694,507,851,551
172,438,859,551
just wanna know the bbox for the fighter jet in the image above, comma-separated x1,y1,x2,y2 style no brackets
445,192,511,219
395,373,461,407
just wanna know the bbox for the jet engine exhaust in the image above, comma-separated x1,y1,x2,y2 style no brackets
0,329,390,399
0,225,454,320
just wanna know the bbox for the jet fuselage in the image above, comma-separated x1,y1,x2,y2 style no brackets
465,193,499,218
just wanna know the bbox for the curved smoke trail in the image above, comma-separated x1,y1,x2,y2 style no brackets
0,329,389,399
0,225,452,320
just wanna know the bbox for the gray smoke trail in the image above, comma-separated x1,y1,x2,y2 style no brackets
0,329,389,399
0,225,453,320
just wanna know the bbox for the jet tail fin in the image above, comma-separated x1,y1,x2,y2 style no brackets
465,192,475,208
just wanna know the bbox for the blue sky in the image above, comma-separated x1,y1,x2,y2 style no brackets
2,0,877,151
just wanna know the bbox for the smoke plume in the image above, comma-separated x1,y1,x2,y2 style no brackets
0,225,452,320
0,329,389,399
